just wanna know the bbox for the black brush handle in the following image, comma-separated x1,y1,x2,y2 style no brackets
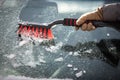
63,18,120,29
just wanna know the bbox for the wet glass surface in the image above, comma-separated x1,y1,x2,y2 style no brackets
0,0,120,80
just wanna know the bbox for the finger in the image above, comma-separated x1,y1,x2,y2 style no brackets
75,26,79,31
87,22,96,31
87,22,93,31
81,23,87,31
90,22,96,30
92,25,96,30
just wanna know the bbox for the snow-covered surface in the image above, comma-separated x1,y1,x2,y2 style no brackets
0,0,120,80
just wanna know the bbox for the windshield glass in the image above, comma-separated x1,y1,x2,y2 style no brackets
0,0,120,80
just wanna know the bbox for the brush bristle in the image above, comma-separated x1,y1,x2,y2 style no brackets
17,24,54,40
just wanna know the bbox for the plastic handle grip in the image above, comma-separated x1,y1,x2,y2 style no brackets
91,20,120,28
63,18,77,26
63,18,120,29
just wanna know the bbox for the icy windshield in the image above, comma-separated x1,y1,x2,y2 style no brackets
0,0,120,80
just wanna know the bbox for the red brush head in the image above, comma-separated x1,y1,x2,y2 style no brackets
17,24,54,40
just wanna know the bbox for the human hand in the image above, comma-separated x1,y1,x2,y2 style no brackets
76,8,103,31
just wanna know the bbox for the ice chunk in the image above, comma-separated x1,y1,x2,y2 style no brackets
68,52,73,55
27,61,36,67
75,70,86,78
39,58,46,63
6,54,15,59
84,49,92,53
107,33,110,37
19,40,29,47
54,57,64,62
67,64,73,68
73,52,79,56
73,67,78,71
75,71,83,78
45,46,57,53
83,70,86,73
45,42,63,53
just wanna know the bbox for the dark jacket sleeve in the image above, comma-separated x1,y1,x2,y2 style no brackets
102,3,120,21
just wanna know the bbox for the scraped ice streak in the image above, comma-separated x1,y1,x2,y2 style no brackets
45,42,63,53
1,75,73,80
23,50,38,67
13,48,46,68
65,30,74,42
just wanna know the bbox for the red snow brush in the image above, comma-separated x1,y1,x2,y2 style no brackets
17,18,77,40
16,18,120,40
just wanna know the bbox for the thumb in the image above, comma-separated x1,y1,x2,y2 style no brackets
76,16,86,26
76,9,103,26
75,15,87,30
